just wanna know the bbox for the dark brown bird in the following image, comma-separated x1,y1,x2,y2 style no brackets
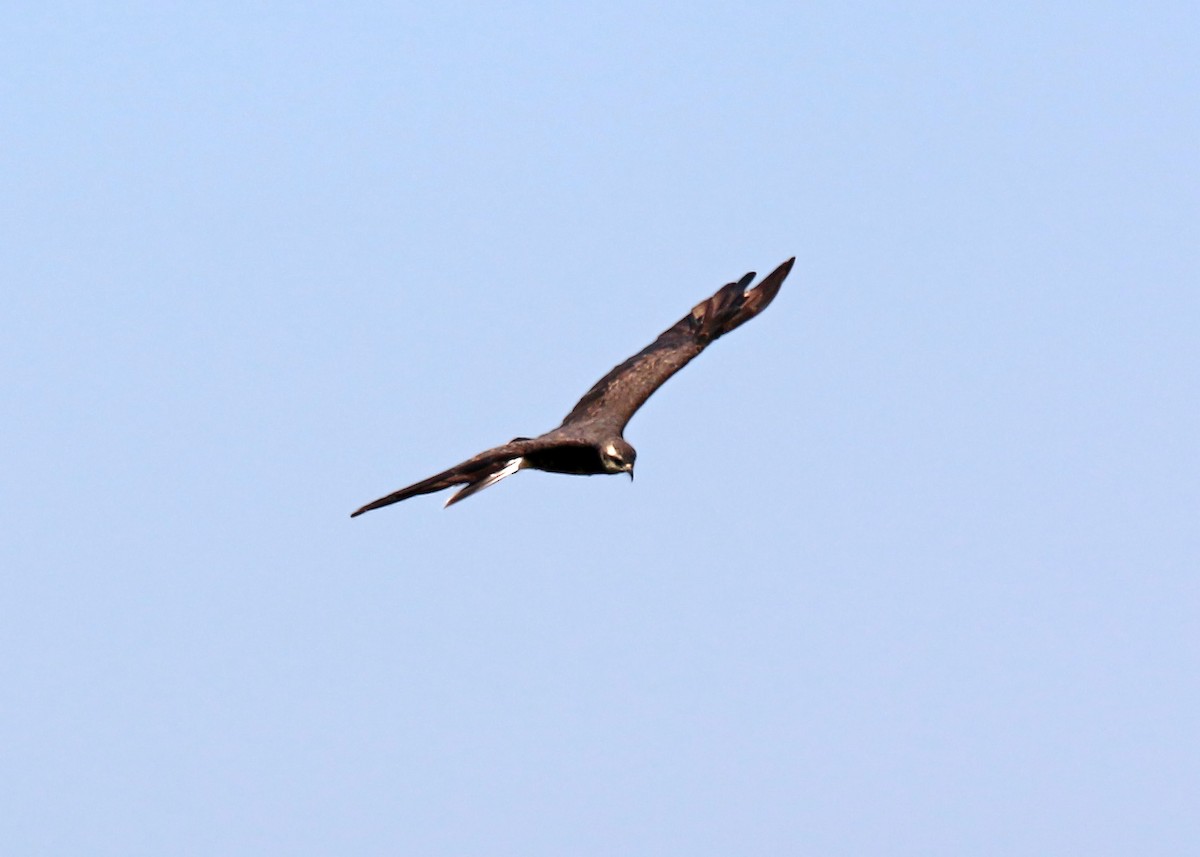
351,257,794,515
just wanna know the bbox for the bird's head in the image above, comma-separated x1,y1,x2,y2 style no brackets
600,439,637,480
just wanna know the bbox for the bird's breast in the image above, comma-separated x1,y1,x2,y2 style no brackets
523,444,607,475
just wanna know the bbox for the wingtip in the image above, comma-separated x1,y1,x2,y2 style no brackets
748,258,794,291
757,257,795,292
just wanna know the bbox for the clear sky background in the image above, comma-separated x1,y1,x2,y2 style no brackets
3,3,1197,854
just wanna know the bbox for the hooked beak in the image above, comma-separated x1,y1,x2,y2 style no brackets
627,465,634,482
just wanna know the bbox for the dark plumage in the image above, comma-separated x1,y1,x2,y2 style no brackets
351,257,794,515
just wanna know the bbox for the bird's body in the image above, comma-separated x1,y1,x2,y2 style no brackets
351,257,794,516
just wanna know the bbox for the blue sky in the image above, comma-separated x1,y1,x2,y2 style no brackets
3,3,1197,854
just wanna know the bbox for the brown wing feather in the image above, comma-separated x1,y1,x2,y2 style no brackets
560,257,794,433
350,441,529,516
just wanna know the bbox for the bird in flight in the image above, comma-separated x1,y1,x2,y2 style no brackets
351,257,795,516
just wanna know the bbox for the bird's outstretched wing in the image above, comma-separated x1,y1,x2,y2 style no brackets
350,440,531,516
559,257,794,433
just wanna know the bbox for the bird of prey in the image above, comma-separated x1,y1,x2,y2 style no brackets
351,257,795,516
